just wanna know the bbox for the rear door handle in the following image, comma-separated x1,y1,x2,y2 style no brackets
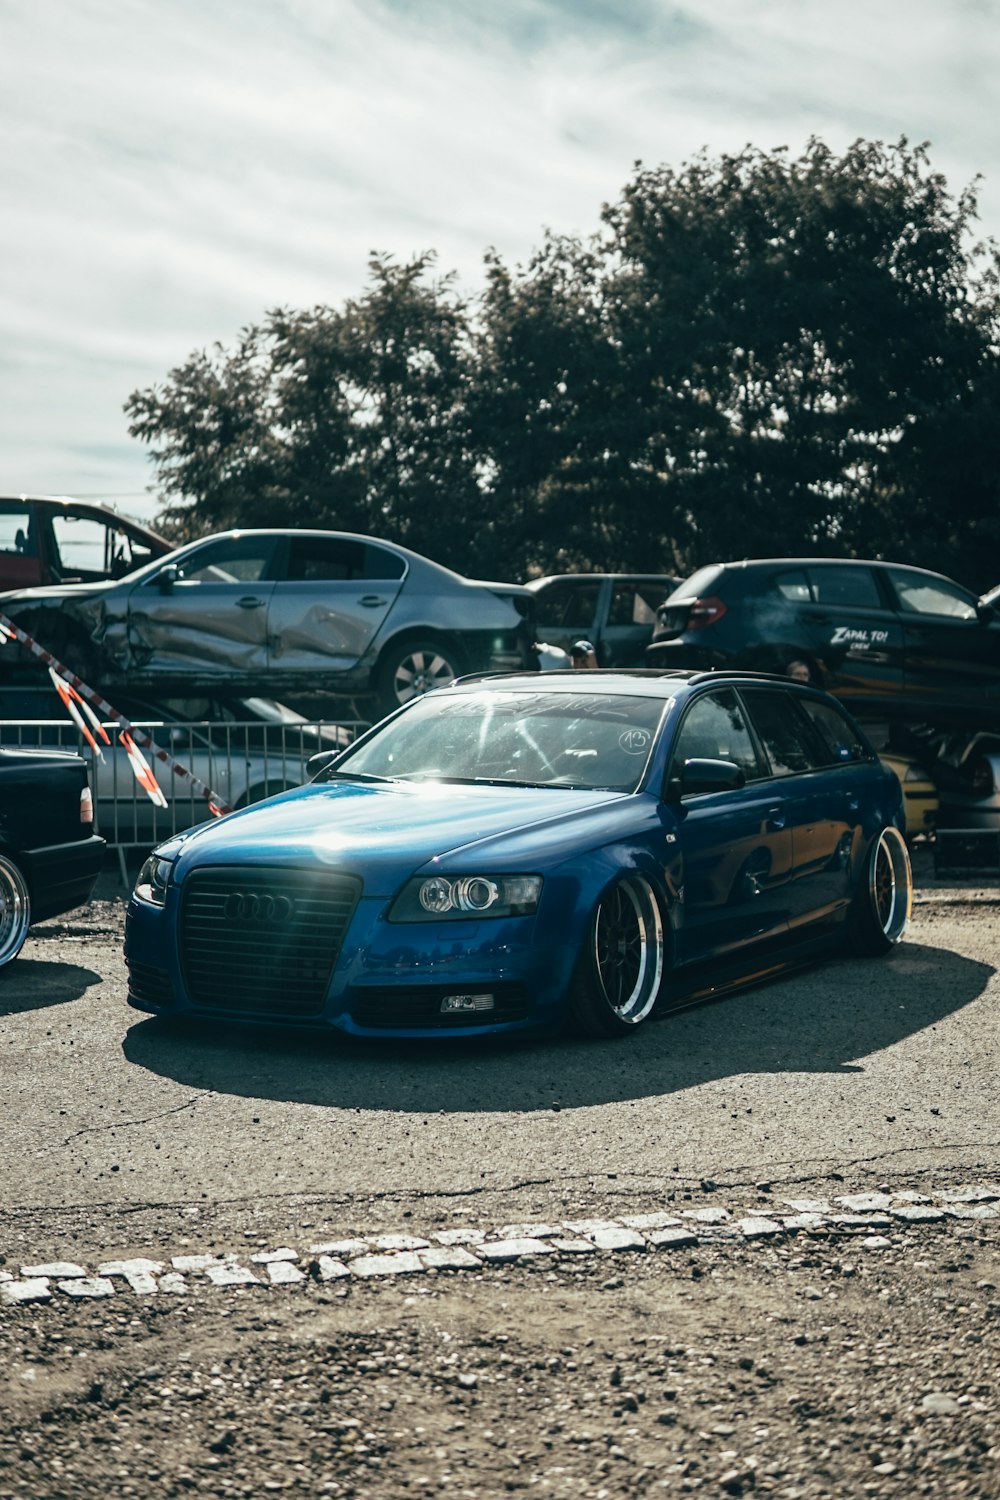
237,596,265,610
359,595,388,607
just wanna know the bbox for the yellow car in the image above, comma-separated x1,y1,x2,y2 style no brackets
879,753,939,838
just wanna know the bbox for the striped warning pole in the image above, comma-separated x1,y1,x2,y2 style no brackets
0,612,233,817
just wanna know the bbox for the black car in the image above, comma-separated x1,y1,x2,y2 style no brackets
526,573,681,666
0,746,105,966
647,558,1000,724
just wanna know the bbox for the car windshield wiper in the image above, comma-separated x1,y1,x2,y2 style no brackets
321,770,394,783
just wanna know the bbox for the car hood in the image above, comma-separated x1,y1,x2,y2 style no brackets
0,579,115,608
169,779,642,894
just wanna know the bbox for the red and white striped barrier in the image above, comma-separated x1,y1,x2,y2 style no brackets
0,612,232,817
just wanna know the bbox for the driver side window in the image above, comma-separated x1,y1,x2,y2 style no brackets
669,689,761,784
174,537,278,584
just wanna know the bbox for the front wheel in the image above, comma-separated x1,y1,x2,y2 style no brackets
568,875,665,1037
374,638,463,716
0,853,31,968
846,826,912,956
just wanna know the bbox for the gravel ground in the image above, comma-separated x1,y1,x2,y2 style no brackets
2,851,998,1497
1,1216,997,1499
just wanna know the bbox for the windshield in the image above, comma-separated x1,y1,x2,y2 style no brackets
329,689,666,792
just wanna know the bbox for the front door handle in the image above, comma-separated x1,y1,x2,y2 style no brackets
766,805,786,831
237,596,265,610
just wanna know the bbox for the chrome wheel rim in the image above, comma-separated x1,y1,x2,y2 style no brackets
869,827,912,944
393,649,456,704
592,876,664,1024
0,855,31,967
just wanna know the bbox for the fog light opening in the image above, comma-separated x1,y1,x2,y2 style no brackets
440,992,496,1014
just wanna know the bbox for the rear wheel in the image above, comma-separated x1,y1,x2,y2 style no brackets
846,826,912,955
0,853,31,968
374,637,463,716
568,875,665,1037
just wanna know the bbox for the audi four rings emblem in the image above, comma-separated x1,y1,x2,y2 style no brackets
224,891,294,923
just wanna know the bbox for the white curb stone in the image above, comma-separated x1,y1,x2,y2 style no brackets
418,1246,482,1272
309,1238,370,1258
266,1261,306,1286
21,1261,87,1279
58,1277,116,1299
1,1278,51,1305
373,1234,430,1252
478,1238,554,1263
647,1227,698,1249
313,1255,351,1281
352,1251,425,1277
158,1273,189,1294
621,1212,684,1230
204,1262,260,1287
738,1217,783,1239
98,1258,164,1295
587,1226,647,1252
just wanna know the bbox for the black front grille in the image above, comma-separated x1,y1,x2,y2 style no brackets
126,960,174,1008
179,867,361,1017
351,984,529,1029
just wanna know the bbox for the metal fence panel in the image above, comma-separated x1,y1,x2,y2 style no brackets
0,716,366,853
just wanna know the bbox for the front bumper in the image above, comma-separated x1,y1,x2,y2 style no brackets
124,883,575,1039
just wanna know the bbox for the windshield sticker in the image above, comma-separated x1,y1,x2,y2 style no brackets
619,728,651,755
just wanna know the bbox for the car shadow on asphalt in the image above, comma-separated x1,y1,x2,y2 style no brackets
121,940,994,1112
1,957,103,1013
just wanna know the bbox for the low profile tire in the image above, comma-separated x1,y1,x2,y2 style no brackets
374,638,463,716
846,826,912,956
568,875,665,1038
0,853,31,969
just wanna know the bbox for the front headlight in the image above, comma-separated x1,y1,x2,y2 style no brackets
134,855,174,907
389,873,542,922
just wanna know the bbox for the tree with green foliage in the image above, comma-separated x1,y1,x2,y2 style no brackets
126,253,481,567
127,138,1000,590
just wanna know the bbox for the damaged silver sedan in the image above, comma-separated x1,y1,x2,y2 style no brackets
0,529,537,714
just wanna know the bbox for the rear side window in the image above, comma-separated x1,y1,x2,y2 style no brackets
797,698,871,765
741,689,824,776
774,570,811,602
805,565,882,608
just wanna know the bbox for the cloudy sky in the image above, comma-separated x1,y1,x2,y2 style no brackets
2,0,998,524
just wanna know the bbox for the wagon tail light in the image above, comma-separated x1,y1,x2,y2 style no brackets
80,785,94,825
685,595,728,630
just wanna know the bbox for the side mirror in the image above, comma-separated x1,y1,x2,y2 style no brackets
156,563,179,593
666,757,746,801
